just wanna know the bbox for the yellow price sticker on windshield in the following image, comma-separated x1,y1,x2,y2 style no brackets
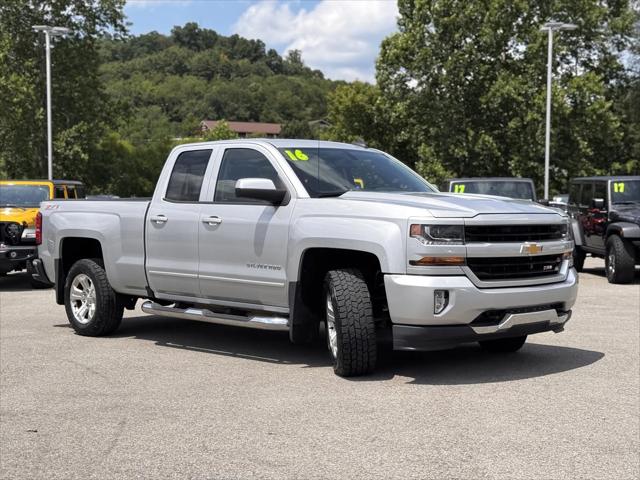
614,182,625,193
284,149,309,161
454,184,466,193
353,178,364,189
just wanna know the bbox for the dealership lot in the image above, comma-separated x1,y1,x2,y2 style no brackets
0,258,638,480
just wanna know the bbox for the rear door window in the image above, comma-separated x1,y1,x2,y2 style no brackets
569,183,581,205
55,186,66,199
165,149,213,202
594,182,607,206
66,186,77,199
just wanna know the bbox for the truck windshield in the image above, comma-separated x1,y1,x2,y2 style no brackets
277,147,435,197
610,180,640,204
451,181,534,200
0,185,50,207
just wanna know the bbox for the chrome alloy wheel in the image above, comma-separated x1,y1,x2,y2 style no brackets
70,274,96,324
326,293,338,359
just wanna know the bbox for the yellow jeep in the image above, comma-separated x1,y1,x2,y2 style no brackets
0,180,84,284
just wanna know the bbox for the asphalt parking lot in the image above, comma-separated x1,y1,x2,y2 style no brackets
0,257,638,480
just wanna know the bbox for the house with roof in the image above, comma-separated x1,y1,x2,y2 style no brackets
200,120,282,138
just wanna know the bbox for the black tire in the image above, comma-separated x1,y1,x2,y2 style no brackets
64,258,123,336
572,246,586,272
479,335,527,353
324,269,377,377
26,261,51,289
605,235,636,284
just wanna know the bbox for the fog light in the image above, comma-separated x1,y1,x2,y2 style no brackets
434,290,449,314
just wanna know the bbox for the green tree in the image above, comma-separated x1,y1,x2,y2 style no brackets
203,119,238,141
326,0,638,192
0,0,127,181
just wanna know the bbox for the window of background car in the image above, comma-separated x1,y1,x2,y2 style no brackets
278,147,434,197
214,148,281,204
165,149,212,202
594,182,607,206
0,184,51,207
580,183,594,207
55,186,66,199
451,181,534,200
67,186,77,199
610,179,640,204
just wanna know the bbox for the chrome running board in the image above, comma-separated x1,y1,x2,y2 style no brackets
470,309,570,335
141,301,289,331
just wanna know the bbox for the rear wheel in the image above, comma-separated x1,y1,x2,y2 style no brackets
479,335,527,353
324,269,377,377
64,259,123,336
572,247,586,272
605,235,635,284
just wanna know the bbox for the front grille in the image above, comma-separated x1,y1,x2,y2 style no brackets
465,224,567,243
471,303,565,326
0,222,24,246
467,254,563,281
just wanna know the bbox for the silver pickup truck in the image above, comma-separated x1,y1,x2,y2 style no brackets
34,139,578,376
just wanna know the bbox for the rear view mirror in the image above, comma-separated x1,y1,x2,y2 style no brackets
592,198,605,210
235,178,287,205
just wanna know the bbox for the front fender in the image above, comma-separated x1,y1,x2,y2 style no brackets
287,216,407,279
607,222,640,240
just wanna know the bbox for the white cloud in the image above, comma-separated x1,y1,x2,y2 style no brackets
126,0,192,9
234,0,398,82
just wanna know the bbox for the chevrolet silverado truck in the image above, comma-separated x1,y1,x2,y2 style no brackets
34,140,578,376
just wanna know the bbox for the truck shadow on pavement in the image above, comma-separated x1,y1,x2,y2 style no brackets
96,314,604,385
0,272,36,292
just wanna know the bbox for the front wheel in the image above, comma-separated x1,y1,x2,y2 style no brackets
479,335,527,353
324,269,377,377
605,235,635,284
64,259,123,336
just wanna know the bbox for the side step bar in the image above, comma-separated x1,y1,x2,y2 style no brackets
141,301,289,331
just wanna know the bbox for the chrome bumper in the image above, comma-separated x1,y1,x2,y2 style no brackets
383,268,578,326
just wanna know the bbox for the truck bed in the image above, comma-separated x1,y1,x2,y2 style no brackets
39,199,151,297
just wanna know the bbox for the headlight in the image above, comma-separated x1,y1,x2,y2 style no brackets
410,224,464,245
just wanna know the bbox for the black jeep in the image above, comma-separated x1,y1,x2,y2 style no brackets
569,176,640,283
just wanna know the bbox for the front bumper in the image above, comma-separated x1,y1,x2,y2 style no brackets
384,268,578,349
0,244,36,273
393,312,571,351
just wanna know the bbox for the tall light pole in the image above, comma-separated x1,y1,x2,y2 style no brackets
32,25,70,180
540,21,577,200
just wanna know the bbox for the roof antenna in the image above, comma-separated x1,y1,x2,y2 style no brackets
352,138,367,148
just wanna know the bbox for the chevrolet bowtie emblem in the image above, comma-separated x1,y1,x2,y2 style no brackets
521,243,543,254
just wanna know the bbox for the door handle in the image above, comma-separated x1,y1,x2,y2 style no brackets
202,216,222,226
150,214,168,224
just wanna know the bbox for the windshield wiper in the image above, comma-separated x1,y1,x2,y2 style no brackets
317,190,350,198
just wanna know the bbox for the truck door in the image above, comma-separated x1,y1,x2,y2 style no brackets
145,148,216,298
198,146,294,309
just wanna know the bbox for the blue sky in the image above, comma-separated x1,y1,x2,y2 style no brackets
124,0,399,81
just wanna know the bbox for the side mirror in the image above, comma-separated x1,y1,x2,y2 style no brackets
235,178,287,205
592,198,605,210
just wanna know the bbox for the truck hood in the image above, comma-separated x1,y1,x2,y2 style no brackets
610,204,640,224
0,207,39,227
339,191,561,218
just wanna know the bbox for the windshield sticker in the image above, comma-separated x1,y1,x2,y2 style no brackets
284,149,309,161
613,182,625,193
454,184,466,193
353,178,364,189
